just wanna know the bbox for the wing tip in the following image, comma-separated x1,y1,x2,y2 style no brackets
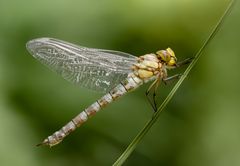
26,37,53,56
26,37,49,48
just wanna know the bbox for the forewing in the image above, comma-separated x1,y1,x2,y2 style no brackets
26,38,137,93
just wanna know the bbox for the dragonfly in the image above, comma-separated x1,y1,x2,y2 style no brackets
26,38,192,147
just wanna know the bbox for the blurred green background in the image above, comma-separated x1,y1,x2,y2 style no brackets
0,0,239,165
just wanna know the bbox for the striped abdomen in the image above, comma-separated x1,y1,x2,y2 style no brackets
38,74,143,147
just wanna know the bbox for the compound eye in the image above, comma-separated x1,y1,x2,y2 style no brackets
156,50,171,62
168,57,176,66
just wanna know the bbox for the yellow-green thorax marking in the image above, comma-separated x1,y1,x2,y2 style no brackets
132,48,177,81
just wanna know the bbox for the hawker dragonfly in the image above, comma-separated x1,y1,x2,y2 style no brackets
26,38,191,147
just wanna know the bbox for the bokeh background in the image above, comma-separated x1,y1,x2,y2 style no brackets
0,0,239,165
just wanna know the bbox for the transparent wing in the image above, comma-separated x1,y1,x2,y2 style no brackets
26,38,138,93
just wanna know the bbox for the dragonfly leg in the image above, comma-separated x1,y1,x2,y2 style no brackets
145,94,157,111
145,78,161,112
152,78,161,111
145,79,158,111
163,74,182,85
146,78,158,95
176,57,194,68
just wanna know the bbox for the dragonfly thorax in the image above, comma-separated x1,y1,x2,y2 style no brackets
132,48,177,82
132,54,164,82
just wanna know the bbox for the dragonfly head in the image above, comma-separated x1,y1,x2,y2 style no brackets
156,48,177,68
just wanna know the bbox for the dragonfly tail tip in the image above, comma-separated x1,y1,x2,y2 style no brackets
36,139,49,147
36,143,43,147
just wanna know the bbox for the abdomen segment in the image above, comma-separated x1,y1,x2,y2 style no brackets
37,74,143,147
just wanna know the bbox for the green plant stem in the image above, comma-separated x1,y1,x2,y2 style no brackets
113,1,236,165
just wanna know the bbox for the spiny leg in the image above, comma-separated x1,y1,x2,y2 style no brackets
176,57,194,68
163,74,182,85
145,77,161,112
146,79,158,111
145,57,193,112
162,57,193,85
146,92,157,111
146,76,159,95
152,78,161,111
